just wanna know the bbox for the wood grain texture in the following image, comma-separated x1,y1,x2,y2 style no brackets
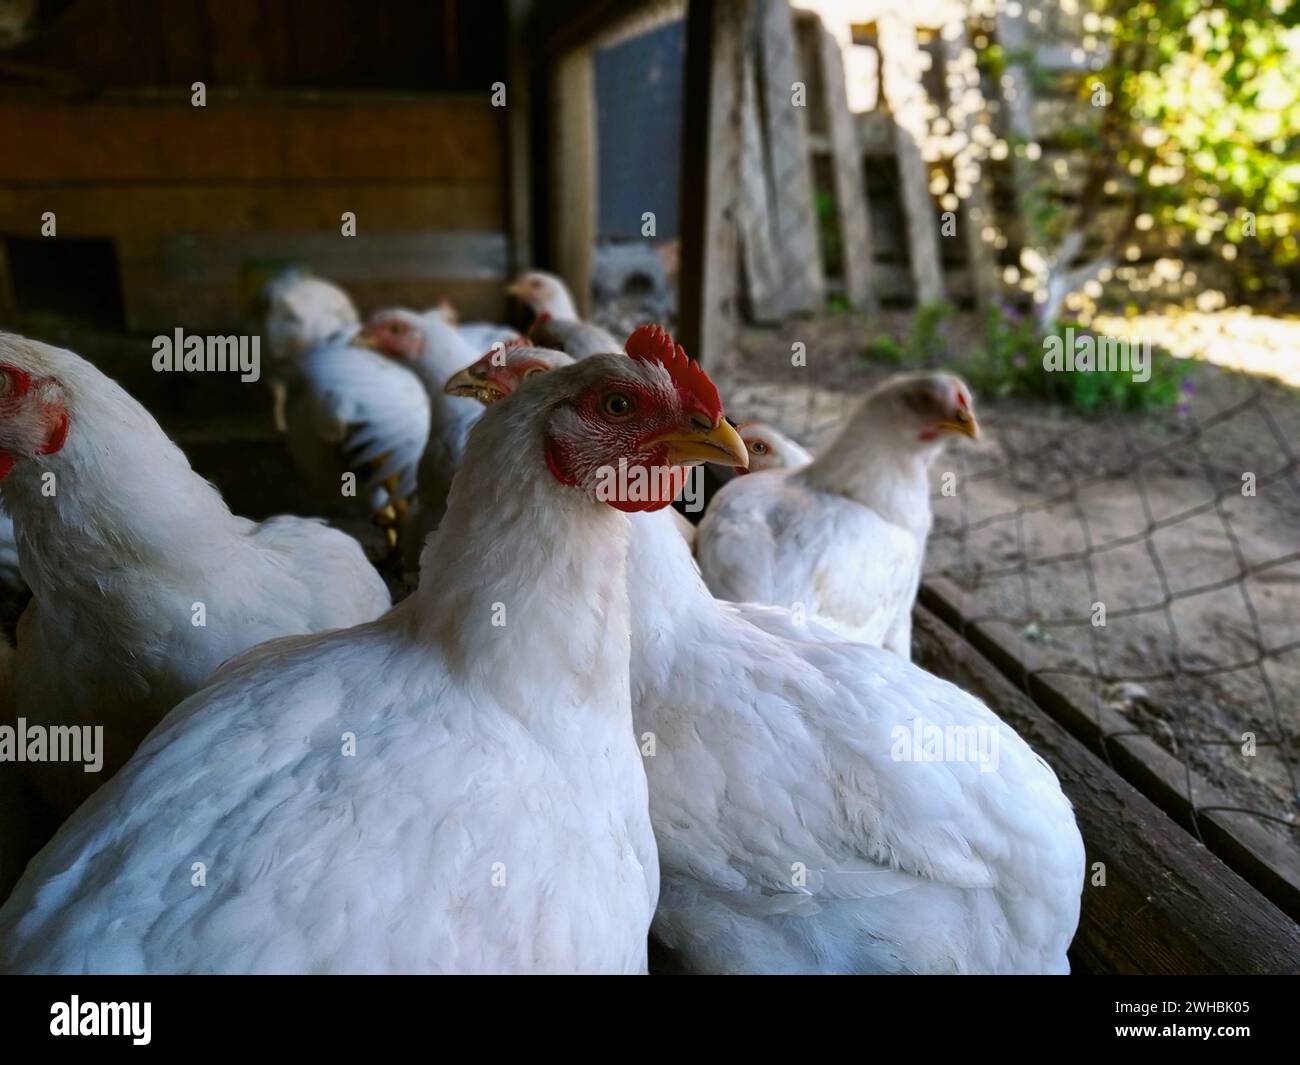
0,98,503,183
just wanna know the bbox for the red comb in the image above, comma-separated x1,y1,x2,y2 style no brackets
625,325,721,421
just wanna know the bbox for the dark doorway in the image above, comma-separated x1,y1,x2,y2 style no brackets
5,237,125,328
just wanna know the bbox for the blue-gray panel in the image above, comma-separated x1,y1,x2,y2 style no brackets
595,20,685,241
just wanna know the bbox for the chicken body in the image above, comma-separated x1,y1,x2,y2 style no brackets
697,374,978,657
630,508,1084,974
261,274,360,433
357,310,502,570
283,335,430,518
0,335,390,815
0,351,739,974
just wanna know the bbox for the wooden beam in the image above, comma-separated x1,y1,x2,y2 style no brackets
913,604,1300,975
550,49,597,318
0,184,504,236
921,576,1300,924
0,99,503,184
877,14,945,305
736,41,782,323
679,0,746,366
755,0,824,315
938,27,1000,312
505,0,536,276
814,21,877,312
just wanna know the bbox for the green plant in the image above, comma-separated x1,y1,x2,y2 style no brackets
864,301,954,368
868,303,1192,415
968,307,1193,415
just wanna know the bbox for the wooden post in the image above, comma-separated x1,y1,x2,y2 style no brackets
679,0,746,367
755,0,824,315
939,25,1000,312
737,43,783,323
877,14,945,305
505,0,535,277
550,48,597,318
815,22,877,313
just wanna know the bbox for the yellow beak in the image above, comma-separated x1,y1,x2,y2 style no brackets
353,330,382,352
649,418,749,468
444,367,505,403
938,409,980,439
505,280,527,299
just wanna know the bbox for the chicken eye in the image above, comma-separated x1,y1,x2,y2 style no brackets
602,393,634,417
750,441,768,455
522,366,545,378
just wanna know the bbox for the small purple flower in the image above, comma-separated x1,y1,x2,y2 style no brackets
1180,378,1196,395
1177,400,1190,415
1013,354,1027,368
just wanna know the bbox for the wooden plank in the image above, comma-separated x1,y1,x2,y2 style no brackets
736,42,783,323
756,0,824,315
550,49,596,318
678,0,746,366
116,230,508,331
938,27,1000,311
0,99,503,183
0,184,504,236
994,5,1043,256
921,576,1300,924
815,21,877,312
205,0,264,88
877,14,945,305
913,604,1300,975
505,0,536,274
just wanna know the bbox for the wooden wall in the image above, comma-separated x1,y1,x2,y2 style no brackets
0,1,513,330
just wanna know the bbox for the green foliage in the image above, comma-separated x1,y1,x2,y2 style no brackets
866,304,1193,416
864,301,954,368
967,307,1193,415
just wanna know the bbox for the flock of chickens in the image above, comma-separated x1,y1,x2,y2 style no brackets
0,270,1085,974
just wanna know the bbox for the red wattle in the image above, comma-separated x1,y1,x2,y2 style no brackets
0,452,14,481
39,410,70,455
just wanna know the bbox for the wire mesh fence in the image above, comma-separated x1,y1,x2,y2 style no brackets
709,318,1300,904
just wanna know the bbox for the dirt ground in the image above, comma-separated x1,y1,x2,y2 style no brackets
713,309,1300,852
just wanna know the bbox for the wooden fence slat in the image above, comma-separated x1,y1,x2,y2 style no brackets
938,27,1000,312
678,0,746,367
737,44,783,323
756,0,824,315
877,14,945,305
815,23,877,313
550,49,597,318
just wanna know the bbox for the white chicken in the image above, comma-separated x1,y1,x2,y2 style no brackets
737,420,813,473
709,418,814,488
282,323,431,538
463,332,1083,975
0,343,748,974
260,273,360,433
0,333,391,815
355,309,488,567
507,269,581,321
697,373,979,658
506,270,622,359
445,343,699,548
431,298,521,354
